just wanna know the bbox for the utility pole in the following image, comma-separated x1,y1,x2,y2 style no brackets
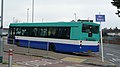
74,13,77,22
32,0,34,23
0,0,4,63
27,8,29,23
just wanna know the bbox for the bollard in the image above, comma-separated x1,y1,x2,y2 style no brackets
8,49,13,67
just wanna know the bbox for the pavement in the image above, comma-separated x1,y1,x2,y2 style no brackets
0,52,116,67
0,44,116,67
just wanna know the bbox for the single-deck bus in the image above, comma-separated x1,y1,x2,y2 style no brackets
8,21,100,52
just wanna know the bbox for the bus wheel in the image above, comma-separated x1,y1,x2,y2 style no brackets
49,43,56,52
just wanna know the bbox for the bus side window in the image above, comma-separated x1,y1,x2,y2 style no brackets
33,28,38,36
48,28,52,37
24,28,29,36
57,27,70,39
16,27,21,36
38,28,41,37
61,28,70,39
66,28,70,38
43,28,47,37
38,27,47,37
57,28,62,38
48,27,57,38
21,28,27,36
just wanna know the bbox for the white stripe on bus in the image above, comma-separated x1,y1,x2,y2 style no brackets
15,36,98,46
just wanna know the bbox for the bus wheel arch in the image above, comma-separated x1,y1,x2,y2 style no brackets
15,39,20,46
49,43,56,52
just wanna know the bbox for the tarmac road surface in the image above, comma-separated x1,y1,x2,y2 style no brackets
98,43,120,67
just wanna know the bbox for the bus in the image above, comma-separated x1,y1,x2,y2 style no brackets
8,21,100,53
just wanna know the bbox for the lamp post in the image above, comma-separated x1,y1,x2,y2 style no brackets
27,8,29,23
74,13,77,22
32,0,34,23
0,0,4,63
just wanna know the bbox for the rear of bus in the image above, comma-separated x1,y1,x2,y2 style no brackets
80,22,100,52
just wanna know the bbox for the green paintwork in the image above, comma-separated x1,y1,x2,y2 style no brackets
10,21,100,41
10,22,79,27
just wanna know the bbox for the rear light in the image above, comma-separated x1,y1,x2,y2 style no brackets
80,41,82,45
80,41,82,43
98,42,100,46
80,41,82,49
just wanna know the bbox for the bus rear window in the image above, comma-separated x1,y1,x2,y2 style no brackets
82,24,99,34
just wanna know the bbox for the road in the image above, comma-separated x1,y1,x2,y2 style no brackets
101,43,120,67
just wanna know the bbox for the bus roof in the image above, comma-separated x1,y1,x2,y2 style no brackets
9,22,100,27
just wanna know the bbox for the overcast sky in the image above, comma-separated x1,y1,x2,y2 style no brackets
0,0,120,28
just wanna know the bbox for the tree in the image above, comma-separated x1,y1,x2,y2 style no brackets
111,0,120,9
102,28,108,36
111,0,120,17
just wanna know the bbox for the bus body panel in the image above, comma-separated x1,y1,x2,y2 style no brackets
15,36,99,52
70,26,82,40
81,33,100,41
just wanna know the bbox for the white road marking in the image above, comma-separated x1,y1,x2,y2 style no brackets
106,53,120,59
112,58,117,62
75,64,84,66
66,66,74,67
106,53,114,56
109,59,115,62
109,58,117,63
16,59,62,67
117,58,120,61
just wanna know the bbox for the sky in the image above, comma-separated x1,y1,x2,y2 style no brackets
0,0,120,29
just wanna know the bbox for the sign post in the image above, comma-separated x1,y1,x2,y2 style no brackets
96,13,105,62
0,0,4,63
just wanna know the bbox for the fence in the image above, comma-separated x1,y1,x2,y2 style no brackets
103,36,120,45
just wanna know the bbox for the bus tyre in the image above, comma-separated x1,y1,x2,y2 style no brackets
49,43,55,52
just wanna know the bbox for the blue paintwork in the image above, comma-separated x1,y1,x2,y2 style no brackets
55,43,99,52
16,39,99,52
30,41,47,50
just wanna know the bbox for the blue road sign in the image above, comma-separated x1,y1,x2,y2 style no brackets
96,15,105,22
